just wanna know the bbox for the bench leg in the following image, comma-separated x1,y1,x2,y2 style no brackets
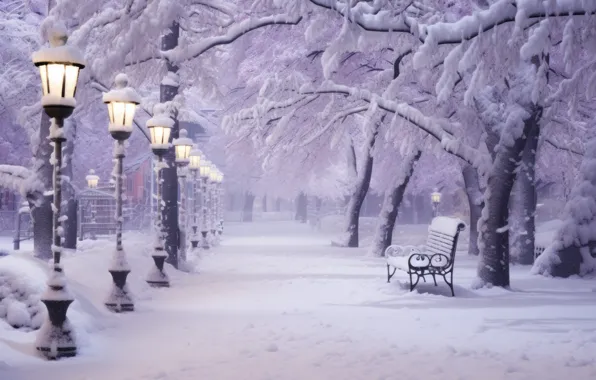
387,265,397,283
442,272,455,297
409,272,421,292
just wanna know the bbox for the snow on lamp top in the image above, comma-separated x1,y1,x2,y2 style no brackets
103,73,140,136
32,24,85,110
189,146,202,170
86,169,99,188
147,103,173,151
173,129,193,164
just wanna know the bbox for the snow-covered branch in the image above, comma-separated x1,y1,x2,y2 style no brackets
420,0,596,47
545,138,584,156
163,13,303,64
295,82,490,173
308,0,413,33
300,104,368,147
0,165,43,200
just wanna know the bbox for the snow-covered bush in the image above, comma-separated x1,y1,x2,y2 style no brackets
0,256,46,330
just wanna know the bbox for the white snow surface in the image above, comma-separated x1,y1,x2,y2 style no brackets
31,45,85,66
429,216,465,236
0,222,595,380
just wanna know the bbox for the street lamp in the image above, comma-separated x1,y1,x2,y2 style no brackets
199,159,211,250
102,73,140,313
172,129,193,266
188,147,202,249
145,103,173,288
86,169,99,188
431,189,442,218
86,169,99,240
32,25,84,359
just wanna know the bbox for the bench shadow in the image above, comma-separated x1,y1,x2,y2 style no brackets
478,317,596,334
328,280,596,310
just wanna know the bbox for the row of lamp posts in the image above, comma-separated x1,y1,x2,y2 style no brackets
31,27,224,359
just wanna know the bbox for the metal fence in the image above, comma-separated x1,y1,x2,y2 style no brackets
77,188,118,240
78,188,152,240
0,211,17,236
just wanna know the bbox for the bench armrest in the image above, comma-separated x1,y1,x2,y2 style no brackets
429,253,452,269
408,252,431,268
385,244,425,258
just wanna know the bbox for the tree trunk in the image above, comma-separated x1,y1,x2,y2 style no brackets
262,195,267,212
509,124,539,265
342,128,378,248
533,134,596,277
275,198,281,212
242,192,255,222
477,107,541,288
31,112,53,260
462,164,483,256
370,150,422,257
295,192,307,223
160,21,180,268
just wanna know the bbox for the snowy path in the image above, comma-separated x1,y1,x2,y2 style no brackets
1,221,596,380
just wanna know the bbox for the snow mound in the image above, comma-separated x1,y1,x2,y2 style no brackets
0,256,47,330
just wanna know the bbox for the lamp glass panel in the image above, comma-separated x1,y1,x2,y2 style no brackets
190,155,201,169
108,103,114,125
64,65,80,98
47,64,66,97
124,103,136,127
162,127,171,144
110,102,126,126
39,65,49,95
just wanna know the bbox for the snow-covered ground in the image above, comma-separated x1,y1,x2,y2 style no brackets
1,221,595,380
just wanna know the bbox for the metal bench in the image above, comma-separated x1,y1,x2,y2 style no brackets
385,217,465,297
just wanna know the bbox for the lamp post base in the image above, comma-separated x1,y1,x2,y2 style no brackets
146,255,170,288
105,270,134,312
36,266,77,359
201,231,210,250
35,299,77,359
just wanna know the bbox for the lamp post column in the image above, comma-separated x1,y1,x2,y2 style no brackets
147,155,170,286
178,167,187,262
35,116,77,358
218,182,224,237
190,169,200,248
209,178,216,244
105,140,134,312
201,175,210,249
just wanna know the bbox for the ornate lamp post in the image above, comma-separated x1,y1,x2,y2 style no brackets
32,25,85,359
102,73,140,312
86,169,99,240
145,104,173,287
431,189,442,218
172,129,193,265
188,147,202,249
199,159,211,250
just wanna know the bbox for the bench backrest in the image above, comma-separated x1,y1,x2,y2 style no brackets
425,217,466,263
